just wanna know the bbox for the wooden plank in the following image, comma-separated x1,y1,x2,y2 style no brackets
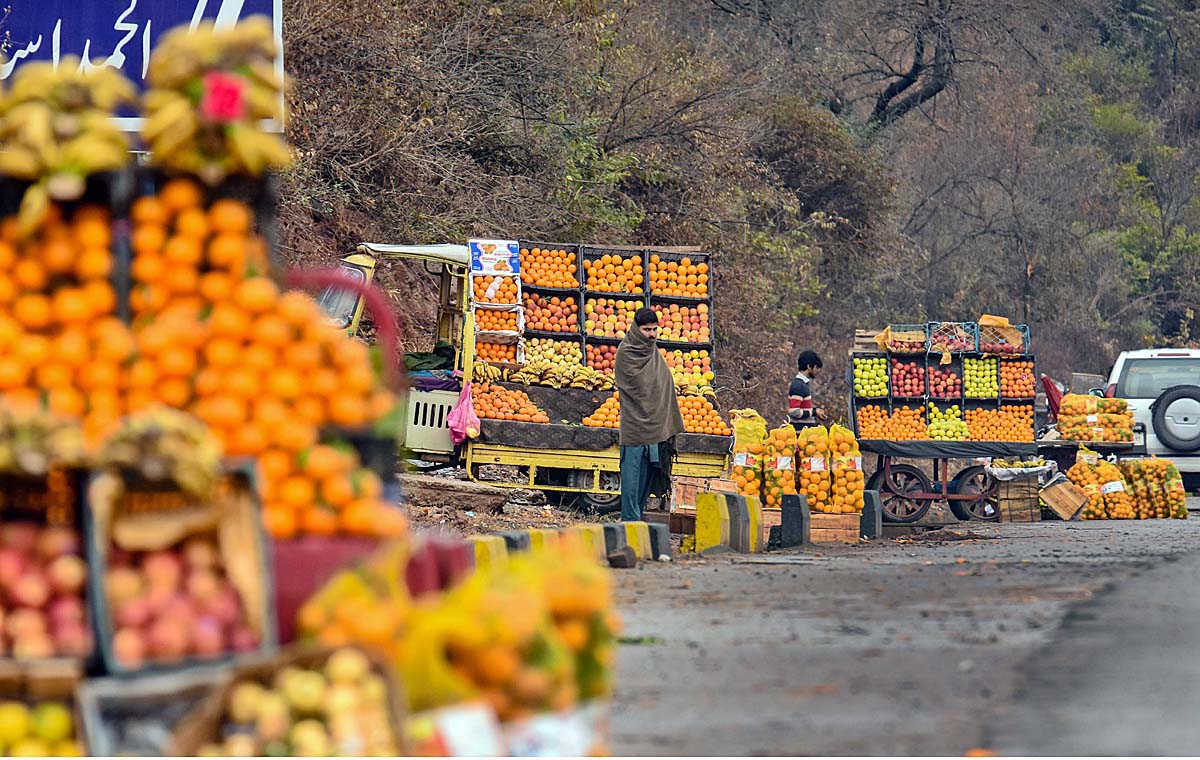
810,511,861,544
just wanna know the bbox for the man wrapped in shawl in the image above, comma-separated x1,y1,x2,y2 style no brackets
615,308,685,521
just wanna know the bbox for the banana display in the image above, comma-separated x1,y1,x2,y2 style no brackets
97,407,223,500
992,457,1048,469
142,17,291,184
0,405,87,476
472,359,615,391
0,58,134,232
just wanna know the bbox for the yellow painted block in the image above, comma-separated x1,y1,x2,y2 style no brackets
694,491,730,552
623,521,653,559
469,535,508,571
528,528,560,553
566,524,608,564
744,494,763,554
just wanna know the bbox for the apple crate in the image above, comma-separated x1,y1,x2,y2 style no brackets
0,468,99,677
977,323,1030,355
926,322,978,355
168,644,407,756
884,323,929,354
84,465,277,677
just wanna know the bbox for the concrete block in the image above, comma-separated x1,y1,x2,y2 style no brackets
744,494,763,554
497,530,531,553
602,523,629,554
565,524,608,564
527,528,559,553
724,493,750,552
695,491,730,552
607,545,638,569
468,535,508,571
861,490,884,540
779,493,810,547
623,521,653,560
647,523,673,560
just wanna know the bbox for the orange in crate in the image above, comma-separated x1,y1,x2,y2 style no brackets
648,255,709,298
474,309,519,332
583,253,643,294
475,340,517,364
999,360,1035,398
519,246,579,288
472,275,519,305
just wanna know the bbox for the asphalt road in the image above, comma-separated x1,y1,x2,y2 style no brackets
611,516,1200,756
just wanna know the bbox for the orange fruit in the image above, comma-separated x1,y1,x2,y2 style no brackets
209,199,252,235
174,208,210,240
259,448,294,481
301,506,340,536
13,294,51,330
261,505,298,539
131,195,167,226
159,179,204,213
233,277,279,313
164,235,203,266
132,224,167,255
157,377,192,408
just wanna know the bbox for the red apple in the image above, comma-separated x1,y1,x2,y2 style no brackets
52,621,92,657
182,538,219,571
147,617,190,660
36,527,79,560
113,627,146,667
203,585,243,628
6,608,46,640
1,524,39,553
48,596,84,627
47,555,87,596
10,571,50,609
142,551,183,591
115,597,153,629
191,616,226,658
160,592,198,625
13,632,55,660
0,548,27,589
106,567,143,606
185,569,221,604
229,626,260,653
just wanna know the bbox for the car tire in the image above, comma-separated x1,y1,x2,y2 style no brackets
1151,385,1200,453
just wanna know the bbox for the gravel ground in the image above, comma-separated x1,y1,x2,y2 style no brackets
610,516,1200,756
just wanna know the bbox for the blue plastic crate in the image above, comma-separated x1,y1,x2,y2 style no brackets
926,322,978,354
977,322,1030,355
884,323,929,353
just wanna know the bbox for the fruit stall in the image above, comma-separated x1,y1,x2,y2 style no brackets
849,320,1040,523
326,240,733,512
0,18,618,756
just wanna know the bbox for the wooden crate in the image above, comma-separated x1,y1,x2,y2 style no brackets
810,512,861,544
998,478,1041,522
1040,479,1087,521
853,329,882,351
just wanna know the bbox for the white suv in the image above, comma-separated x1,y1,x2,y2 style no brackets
1103,349,1200,488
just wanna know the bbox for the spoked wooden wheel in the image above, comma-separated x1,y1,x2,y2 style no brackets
867,464,932,523
949,465,998,521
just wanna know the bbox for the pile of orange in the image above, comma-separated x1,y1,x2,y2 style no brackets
828,425,864,514
856,404,927,440
661,348,711,375
472,275,519,305
964,405,1034,442
524,293,578,333
129,181,268,319
583,253,643,294
583,298,639,338
648,255,708,298
1067,459,1108,519
519,246,579,289
1096,460,1136,519
582,393,620,428
586,344,617,375
652,302,710,343
679,396,730,436
476,340,518,364
763,426,797,509
475,308,519,332
472,383,549,422
0,203,130,445
999,360,1035,398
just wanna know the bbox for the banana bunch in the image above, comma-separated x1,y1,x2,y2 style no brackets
0,57,134,232
502,361,616,390
472,362,505,383
993,457,1047,469
142,17,291,184
0,404,88,476
97,406,223,500
675,380,716,398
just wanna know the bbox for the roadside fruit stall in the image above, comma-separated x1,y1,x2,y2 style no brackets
0,17,618,756
325,242,732,512
850,320,1039,523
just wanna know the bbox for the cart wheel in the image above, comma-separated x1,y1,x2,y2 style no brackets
568,470,622,514
867,464,931,524
949,465,998,521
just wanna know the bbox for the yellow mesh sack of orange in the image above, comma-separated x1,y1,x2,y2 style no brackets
829,423,865,514
762,425,798,509
797,426,831,513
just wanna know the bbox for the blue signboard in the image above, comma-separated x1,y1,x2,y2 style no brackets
1,1,283,127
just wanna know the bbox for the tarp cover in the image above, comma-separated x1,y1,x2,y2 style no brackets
858,439,1038,458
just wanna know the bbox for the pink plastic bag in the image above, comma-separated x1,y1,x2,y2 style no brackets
448,381,481,445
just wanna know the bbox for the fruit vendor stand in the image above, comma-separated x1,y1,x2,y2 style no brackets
326,241,733,511
850,320,1039,523
0,18,618,757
